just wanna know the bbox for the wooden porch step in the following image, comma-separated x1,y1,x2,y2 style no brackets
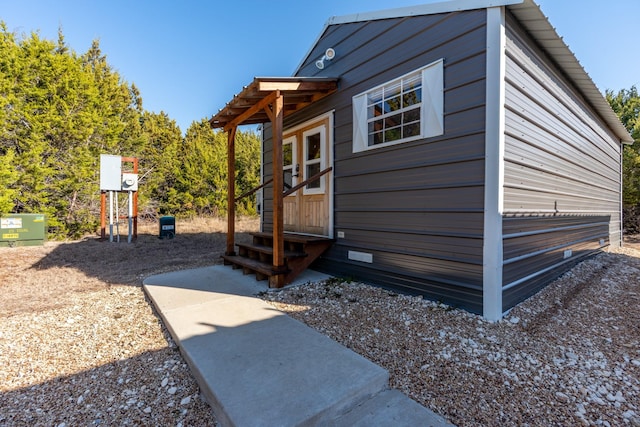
223,232,334,288
236,242,307,259
221,255,289,281
251,231,333,245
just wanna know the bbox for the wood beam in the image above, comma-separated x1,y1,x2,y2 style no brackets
270,91,285,287
257,81,337,92
226,126,237,256
224,91,278,133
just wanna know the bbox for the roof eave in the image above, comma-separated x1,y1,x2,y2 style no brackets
293,0,632,144
294,0,524,75
508,0,633,144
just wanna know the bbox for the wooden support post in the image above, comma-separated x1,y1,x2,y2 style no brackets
226,126,237,256
271,92,285,287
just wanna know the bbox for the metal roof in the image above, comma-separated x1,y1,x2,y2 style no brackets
295,0,632,144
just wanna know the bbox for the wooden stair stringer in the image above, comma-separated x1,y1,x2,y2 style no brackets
282,239,333,286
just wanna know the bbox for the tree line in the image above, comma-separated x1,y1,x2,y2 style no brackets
607,86,640,232
0,24,259,238
2,24,640,238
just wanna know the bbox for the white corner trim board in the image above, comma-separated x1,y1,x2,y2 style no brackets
482,6,507,322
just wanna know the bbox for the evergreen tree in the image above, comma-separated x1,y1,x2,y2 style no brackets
0,22,261,236
137,111,182,216
607,86,640,206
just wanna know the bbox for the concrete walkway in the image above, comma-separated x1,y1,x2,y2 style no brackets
143,265,453,426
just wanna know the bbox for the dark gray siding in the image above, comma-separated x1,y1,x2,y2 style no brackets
502,12,623,311
262,10,489,314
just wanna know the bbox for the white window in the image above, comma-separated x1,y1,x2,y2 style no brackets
352,59,444,153
302,125,326,195
283,136,297,194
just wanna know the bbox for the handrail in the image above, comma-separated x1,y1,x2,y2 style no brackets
283,166,332,197
233,166,333,202
234,178,274,202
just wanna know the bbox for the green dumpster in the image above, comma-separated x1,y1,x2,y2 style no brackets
159,216,175,239
0,214,46,247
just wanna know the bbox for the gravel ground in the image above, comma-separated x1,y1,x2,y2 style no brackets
0,285,217,426
263,248,640,427
1,231,639,426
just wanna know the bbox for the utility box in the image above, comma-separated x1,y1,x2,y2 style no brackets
159,216,175,239
0,214,46,247
122,173,139,191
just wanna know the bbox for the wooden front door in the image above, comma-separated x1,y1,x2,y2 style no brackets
283,116,331,236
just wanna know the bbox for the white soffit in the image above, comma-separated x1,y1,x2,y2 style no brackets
296,0,633,144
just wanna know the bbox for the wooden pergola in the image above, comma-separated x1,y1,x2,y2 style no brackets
209,77,338,287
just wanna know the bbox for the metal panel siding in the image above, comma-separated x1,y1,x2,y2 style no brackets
502,12,622,311
259,10,489,311
337,211,483,237
503,15,622,220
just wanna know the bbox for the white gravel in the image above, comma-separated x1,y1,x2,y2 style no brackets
263,248,640,426
2,246,639,426
0,286,216,426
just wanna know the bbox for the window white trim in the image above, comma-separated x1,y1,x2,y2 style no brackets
302,125,326,195
281,110,335,237
283,135,297,196
352,58,444,153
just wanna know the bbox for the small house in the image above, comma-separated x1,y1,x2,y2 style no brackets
209,0,632,320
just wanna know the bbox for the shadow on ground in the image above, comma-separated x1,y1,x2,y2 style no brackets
0,228,255,317
30,231,254,286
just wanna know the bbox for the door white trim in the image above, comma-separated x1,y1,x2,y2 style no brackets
282,110,335,238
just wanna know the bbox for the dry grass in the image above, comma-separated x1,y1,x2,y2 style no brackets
0,216,259,318
0,216,258,426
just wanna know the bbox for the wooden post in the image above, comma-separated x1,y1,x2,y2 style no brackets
226,126,237,256
271,92,285,287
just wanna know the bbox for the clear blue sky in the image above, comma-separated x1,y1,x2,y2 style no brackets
1,0,638,133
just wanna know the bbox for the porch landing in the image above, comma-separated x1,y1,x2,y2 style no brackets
143,265,453,426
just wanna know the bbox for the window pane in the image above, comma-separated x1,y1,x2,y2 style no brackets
403,73,421,89
403,108,420,124
403,122,421,138
283,144,293,166
369,119,385,133
306,163,321,189
283,170,293,189
369,131,384,146
368,102,383,119
403,87,422,107
384,95,402,113
384,126,402,142
306,133,321,160
384,112,402,128
368,88,383,104
384,80,401,99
